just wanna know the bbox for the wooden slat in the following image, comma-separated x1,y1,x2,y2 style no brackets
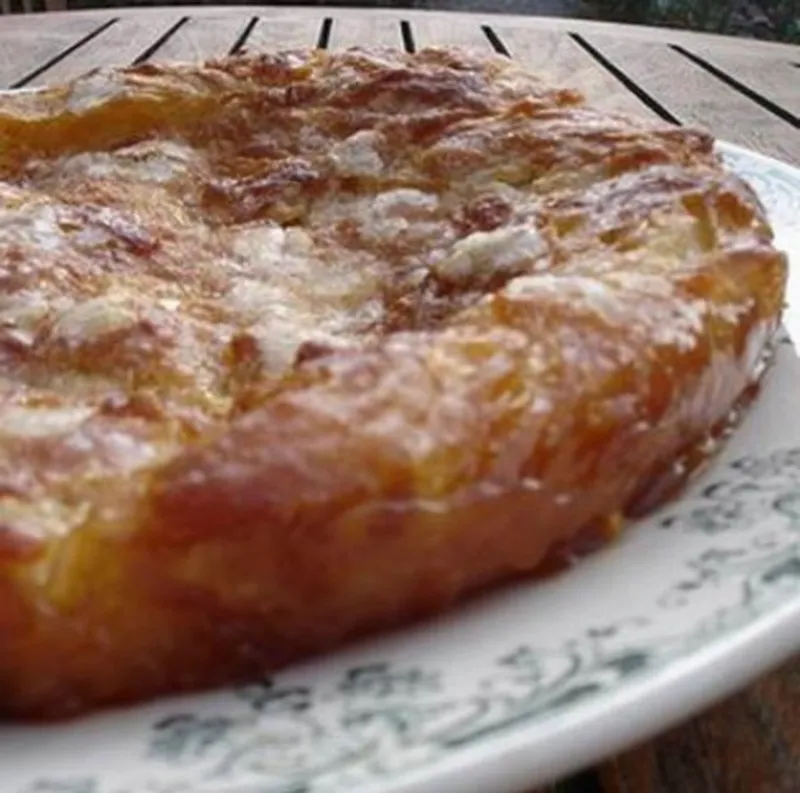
600,658,800,793
0,13,109,88
411,16,494,52
148,15,247,63
327,16,403,50
493,26,658,121
241,17,321,53
24,13,185,85
676,45,800,120
580,34,800,165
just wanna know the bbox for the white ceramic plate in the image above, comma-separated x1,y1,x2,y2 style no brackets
3,142,800,793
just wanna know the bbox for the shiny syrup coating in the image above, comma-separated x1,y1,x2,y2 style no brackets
0,47,787,719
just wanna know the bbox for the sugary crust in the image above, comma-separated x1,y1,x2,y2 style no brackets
0,47,787,719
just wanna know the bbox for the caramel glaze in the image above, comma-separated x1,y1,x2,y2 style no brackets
540,351,773,578
0,47,787,719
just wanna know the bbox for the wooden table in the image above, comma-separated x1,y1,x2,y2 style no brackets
1,6,799,792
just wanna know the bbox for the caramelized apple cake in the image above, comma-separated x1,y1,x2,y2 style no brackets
0,47,786,719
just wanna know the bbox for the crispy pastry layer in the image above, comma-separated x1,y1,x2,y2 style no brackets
0,47,787,719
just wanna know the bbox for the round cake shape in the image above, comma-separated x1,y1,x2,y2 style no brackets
0,47,786,719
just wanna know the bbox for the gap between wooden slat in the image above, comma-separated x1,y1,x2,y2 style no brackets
316,17,332,51
229,16,260,56
558,770,605,793
569,34,681,125
670,45,800,129
10,18,118,89
481,25,510,57
131,16,189,66
400,19,415,54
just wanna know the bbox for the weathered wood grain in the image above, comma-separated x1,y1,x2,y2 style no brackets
411,15,494,51
601,658,800,793
493,26,658,120
678,46,800,120
0,12,107,88
23,14,184,85
580,34,800,165
240,16,320,53
148,15,247,62
327,16,403,49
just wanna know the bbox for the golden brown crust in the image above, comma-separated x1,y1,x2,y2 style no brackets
0,46,787,719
